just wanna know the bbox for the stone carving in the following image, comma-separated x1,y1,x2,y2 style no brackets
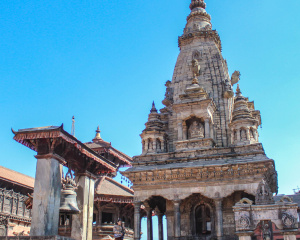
281,212,297,229
262,222,272,240
188,121,204,139
191,59,200,77
238,215,251,230
237,198,253,205
256,180,274,205
278,195,293,203
231,71,240,85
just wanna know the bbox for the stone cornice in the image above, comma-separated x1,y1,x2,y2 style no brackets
132,143,267,164
178,30,222,51
124,160,274,186
186,11,211,22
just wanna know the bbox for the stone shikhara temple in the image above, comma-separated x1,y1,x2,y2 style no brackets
2,0,300,240
123,0,299,240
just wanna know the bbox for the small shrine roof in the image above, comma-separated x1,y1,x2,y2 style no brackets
0,165,34,190
95,176,134,197
85,137,132,167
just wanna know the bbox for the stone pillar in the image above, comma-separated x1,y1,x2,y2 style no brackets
157,212,164,240
205,119,210,138
165,210,174,240
134,202,141,240
146,207,153,240
71,173,95,240
246,128,250,140
178,122,183,140
283,233,297,240
145,139,149,151
215,198,223,240
173,200,181,240
30,154,63,236
183,124,187,140
237,129,241,142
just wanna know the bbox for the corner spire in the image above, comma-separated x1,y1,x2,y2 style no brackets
150,101,158,113
190,0,206,10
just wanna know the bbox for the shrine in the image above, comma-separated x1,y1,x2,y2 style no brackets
123,0,300,240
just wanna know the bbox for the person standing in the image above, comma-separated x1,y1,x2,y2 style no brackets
113,219,124,240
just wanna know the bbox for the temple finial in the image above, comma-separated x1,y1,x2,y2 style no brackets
236,84,242,96
150,101,158,113
190,0,206,10
94,126,102,140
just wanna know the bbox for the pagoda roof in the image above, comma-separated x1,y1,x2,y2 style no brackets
12,125,117,174
0,165,34,190
85,141,132,167
94,176,134,204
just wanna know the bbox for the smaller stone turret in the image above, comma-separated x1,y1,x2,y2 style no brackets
140,102,166,154
229,85,261,146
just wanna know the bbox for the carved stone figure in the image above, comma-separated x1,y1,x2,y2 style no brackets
262,222,271,240
256,180,274,205
188,121,204,139
231,71,241,85
191,59,200,77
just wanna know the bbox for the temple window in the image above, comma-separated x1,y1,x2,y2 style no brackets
195,204,211,236
59,213,71,227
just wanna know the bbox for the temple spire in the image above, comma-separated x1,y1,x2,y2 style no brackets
236,84,243,97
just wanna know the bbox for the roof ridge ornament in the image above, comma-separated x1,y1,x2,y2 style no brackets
190,0,206,10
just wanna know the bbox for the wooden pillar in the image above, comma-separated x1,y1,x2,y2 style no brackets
71,173,95,240
173,200,181,240
134,202,141,240
30,154,62,236
215,198,223,240
157,212,164,240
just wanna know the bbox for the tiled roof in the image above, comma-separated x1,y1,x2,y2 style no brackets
95,177,134,197
0,165,34,189
274,194,300,208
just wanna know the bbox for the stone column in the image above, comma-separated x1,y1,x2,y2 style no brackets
146,207,153,240
246,128,250,140
157,212,164,240
71,173,95,240
145,139,149,151
173,200,181,240
215,198,223,240
30,154,63,236
183,124,187,140
283,232,297,240
237,129,241,142
178,122,183,140
165,210,174,240
134,201,141,240
205,119,210,138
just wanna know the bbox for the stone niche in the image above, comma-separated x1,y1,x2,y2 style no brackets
175,116,215,151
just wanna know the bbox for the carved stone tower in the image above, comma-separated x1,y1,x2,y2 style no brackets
124,1,283,240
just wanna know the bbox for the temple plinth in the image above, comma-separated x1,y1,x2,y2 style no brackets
12,125,117,239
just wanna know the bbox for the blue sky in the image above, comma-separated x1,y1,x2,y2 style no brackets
0,0,300,238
